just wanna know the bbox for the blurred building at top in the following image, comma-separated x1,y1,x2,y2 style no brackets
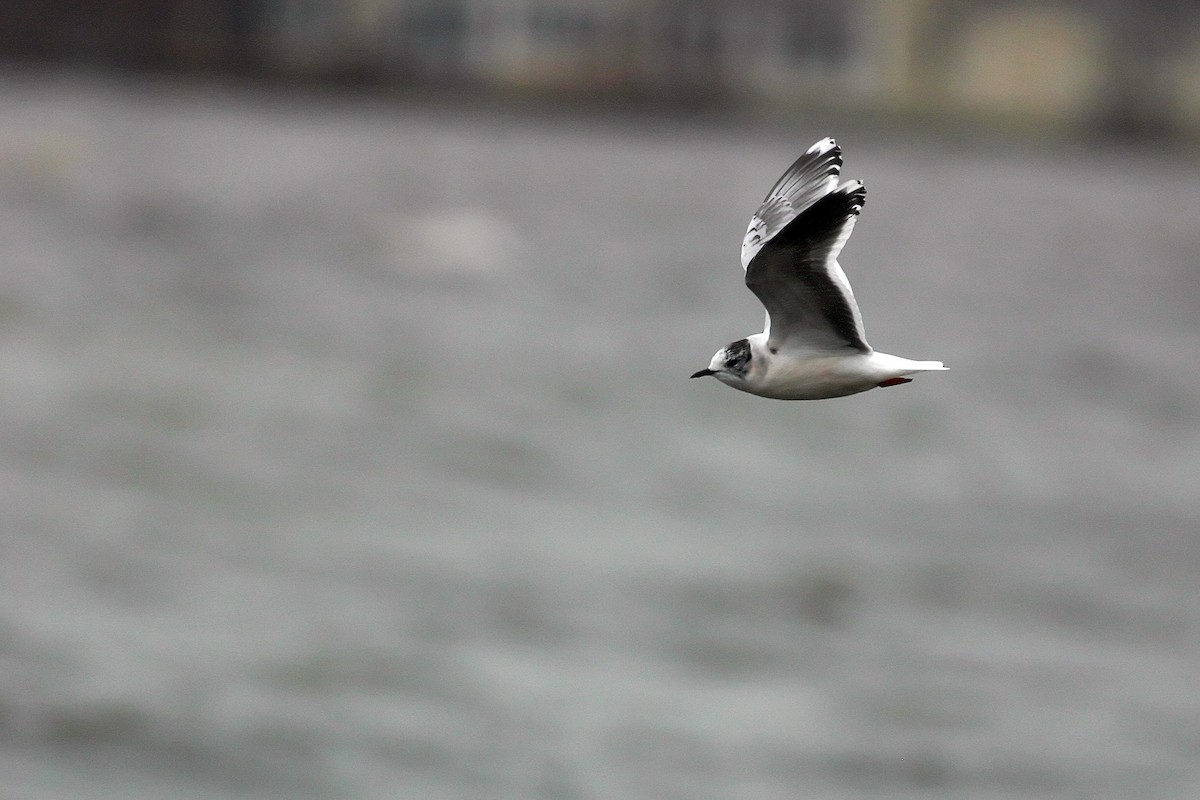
4,0,1200,135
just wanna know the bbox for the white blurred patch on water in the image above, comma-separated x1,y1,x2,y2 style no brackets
375,209,523,280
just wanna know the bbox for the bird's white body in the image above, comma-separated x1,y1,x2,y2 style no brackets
693,138,945,400
707,334,946,400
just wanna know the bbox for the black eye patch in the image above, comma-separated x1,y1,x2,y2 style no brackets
724,338,751,372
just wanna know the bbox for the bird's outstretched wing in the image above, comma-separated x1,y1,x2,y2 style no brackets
740,137,843,270
744,168,870,354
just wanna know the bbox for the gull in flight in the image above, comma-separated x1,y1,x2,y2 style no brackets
691,138,946,400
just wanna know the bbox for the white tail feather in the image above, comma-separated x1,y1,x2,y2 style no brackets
907,360,947,372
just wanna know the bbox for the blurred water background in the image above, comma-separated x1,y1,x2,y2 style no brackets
2,2,1200,798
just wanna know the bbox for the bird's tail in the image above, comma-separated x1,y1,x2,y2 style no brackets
905,360,948,372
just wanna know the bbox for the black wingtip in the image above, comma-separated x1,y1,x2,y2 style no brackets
766,180,866,250
841,181,866,214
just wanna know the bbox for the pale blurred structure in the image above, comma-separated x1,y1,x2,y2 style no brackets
4,0,1200,135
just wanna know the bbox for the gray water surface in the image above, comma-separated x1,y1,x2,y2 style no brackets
1,74,1198,799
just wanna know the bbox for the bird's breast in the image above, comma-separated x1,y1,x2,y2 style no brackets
750,353,878,400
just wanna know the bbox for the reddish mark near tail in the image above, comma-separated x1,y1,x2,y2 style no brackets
877,377,913,388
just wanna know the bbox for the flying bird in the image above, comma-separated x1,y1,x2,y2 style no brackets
691,138,946,400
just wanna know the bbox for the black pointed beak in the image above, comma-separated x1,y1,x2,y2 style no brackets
690,368,716,379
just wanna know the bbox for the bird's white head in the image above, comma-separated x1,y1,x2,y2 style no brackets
691,337,755,388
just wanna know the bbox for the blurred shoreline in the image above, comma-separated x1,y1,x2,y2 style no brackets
6,1,1200,145
9,62,1200,164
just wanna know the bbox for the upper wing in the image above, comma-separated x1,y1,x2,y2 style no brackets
744,179,871,354
740,137,843,271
